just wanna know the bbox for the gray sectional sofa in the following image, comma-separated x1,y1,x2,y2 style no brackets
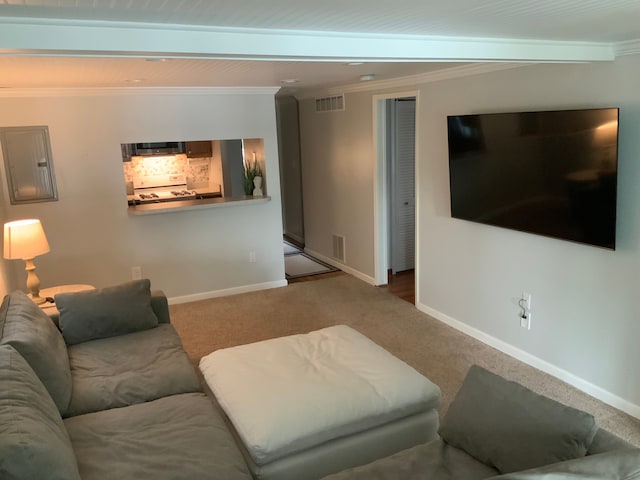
322,365,640,480
0,279,252,480
2,277,638,480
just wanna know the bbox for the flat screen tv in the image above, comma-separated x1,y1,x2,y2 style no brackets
447,108,619,249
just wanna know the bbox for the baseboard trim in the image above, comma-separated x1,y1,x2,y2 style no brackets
417,301,640,420
168,279,288,305
303,248,376,285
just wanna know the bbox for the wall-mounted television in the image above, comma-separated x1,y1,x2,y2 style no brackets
447,108,619,249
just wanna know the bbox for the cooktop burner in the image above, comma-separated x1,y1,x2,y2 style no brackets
139,192,160,200
130,174,222,206
170,190,196,197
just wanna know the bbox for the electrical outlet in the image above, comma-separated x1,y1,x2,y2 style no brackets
522,292,532,310
249,251,256,263
131,266,142,280
518,292,532,330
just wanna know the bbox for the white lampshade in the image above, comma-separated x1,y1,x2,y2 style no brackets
3,219,50,260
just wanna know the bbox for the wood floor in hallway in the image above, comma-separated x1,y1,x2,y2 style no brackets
383,269,415,304
288,268,415,305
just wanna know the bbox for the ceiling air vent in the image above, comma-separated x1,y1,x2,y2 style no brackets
315,94,345,112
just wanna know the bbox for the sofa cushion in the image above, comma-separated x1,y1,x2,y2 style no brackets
439,365,598,474
65,323,201,417
56,279,158,345
321,438,499,480
0,291,72,414
64,392,252,480
486,448,640,480
0,344,81,480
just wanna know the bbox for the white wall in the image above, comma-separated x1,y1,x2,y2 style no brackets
299,93,376,279
0,89,286,299
298,54,640,415
418,56,640,413
0,180,8,297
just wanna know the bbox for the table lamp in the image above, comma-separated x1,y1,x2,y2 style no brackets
3,219,50,305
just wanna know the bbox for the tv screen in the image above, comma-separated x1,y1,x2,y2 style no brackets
447,108,619,249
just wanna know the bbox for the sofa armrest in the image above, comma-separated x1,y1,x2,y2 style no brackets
588,428,634,455
151,290,170,324
486,448,640,480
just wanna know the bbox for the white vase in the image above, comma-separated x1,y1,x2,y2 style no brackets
253,176,263,196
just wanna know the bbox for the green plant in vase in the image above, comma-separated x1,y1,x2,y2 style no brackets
243,159,263,195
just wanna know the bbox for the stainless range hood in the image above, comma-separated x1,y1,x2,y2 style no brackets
122,142,186,159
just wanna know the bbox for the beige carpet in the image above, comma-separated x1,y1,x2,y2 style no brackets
169,274,640,446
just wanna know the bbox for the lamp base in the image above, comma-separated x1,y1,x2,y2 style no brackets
28,293,47,305
23,257,46,305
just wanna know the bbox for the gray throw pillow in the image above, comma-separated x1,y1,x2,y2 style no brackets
57,279,158,345
0,344,81,480
0,291,72,414
439,365,598,474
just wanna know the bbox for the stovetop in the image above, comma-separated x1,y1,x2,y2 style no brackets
130,174,221,205
138,189,196,201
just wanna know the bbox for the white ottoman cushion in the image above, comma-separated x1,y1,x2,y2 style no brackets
199,325,441,466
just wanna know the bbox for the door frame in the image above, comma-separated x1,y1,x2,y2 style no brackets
372,90,419,288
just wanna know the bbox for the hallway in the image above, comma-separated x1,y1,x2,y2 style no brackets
287,263,415,306
283,239,339,280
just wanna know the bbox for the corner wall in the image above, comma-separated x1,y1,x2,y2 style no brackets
0,89,286,298
298,93,376,280
298,54,640,415
417,55,640,415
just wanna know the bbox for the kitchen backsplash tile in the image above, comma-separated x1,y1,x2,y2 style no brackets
123,154,210,187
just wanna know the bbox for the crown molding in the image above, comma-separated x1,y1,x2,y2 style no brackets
615,39,640,57
296,63,529,99
0,86,281,98
0,16,615,63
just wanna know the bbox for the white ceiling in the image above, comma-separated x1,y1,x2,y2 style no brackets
3,0,640,42
1,0,639,93
0,56,468,91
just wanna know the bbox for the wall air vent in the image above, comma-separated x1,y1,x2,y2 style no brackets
332,234,346,262
315,94,345,112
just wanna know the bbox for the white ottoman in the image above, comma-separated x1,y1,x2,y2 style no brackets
199,325,441,480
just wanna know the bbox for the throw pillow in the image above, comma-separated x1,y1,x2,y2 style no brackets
0,291,72,414
0,344,81,480
439,365,598,473
56,279,158,345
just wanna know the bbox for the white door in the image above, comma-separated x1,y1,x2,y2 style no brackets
389,98,416,274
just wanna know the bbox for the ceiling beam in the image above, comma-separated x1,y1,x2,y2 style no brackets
0,18,616,63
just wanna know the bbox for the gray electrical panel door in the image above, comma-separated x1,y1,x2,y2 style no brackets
0,126,58,204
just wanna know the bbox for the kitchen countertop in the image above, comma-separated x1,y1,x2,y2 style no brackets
127,195,271,215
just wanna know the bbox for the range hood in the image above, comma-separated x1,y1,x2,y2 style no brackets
122,142,186,158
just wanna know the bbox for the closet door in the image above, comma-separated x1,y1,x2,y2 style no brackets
276,96,305,244
390,98,415,274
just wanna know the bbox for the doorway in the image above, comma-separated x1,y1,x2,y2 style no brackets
373,92,418,302
275,95,305,246
387,97,416,275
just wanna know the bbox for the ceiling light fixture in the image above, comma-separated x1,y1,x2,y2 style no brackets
281,79,300,84
359,74,375,81
346,62,364,66
145,58,168,63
